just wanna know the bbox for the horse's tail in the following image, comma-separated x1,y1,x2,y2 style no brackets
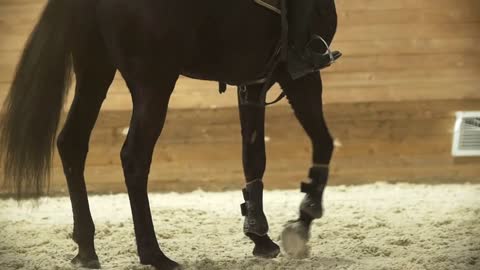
0,0,74,198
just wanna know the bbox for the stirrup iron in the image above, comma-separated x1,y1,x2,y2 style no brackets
306,35,341,65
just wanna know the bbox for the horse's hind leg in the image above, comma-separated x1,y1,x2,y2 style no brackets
277,72,334,257
57,40,116,268
237,84,280,258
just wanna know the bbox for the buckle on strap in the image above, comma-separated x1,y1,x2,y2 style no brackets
300,182,315,194
237,41,285,108
240,203,248,216
301,181,326,194
238,84,286,108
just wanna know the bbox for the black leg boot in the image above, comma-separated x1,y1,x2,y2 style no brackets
241,180,269,236
299,166,328,219
287,0,342,79
281,166,328,257
240,180,280,258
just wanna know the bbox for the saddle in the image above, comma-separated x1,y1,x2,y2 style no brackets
219,0,338,107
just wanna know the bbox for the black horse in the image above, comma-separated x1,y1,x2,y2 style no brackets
0,0,338,269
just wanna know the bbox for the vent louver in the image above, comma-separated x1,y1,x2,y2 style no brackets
452,112,480,157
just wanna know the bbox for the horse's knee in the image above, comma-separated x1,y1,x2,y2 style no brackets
56,131,68,156
120,144,133,173
57,130,88,173
120,145,135,179
120,145,148,190
317,132,334,151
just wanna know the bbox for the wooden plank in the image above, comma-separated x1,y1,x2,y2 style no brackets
3,23,480,46
74,138,456,168
320,82,480,104
59,81,480,110
338,9,480,25
335,0,480,11
335,23,480,41
3,52,480,81
3,65,480,90
2,77,480,110
2,67,479,90
84,99,480,129
3,8,479,36
322,68,480,87
3,36,480,56
83,117,456,149
2,0,478,11
333,38,480,56
327,54,480,72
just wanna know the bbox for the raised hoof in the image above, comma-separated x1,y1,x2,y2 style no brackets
247,233,281,259
140,256,181,270
281,220,310,258
71,253,101,269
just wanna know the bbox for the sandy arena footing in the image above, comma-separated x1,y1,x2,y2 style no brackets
0,183,479,270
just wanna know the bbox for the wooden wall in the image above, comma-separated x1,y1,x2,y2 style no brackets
40,99,478,194
1,0,480,107
0,0,479,194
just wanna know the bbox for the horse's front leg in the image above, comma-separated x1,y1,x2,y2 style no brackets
119,71,180,269
237,84,280,258
278,72,334,257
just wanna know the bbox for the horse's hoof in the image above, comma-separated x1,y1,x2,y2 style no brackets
141,256,181,270
71,253,101,269
246,233,280,259
253,239,281,258
281,220,310,258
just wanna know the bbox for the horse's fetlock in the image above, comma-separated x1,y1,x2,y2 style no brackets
73,224,95,246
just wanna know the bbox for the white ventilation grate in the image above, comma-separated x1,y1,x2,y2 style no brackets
452,112,480,157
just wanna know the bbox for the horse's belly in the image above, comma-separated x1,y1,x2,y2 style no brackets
96,0,280,84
